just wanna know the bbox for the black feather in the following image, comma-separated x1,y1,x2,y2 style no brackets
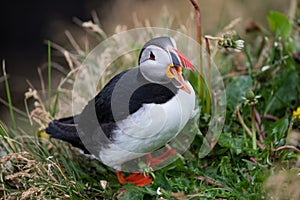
45,116,89,153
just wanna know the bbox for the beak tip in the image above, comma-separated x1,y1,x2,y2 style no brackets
188,64,195,72
181,85,191,94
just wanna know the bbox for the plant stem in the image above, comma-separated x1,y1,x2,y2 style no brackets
189,0,202,46
189,0,204,101
285,121,293,146
236,106,265,150
195,176,224,188
204,37,211,114
48,40,52,112
51,91,59,117
251,105,257,150
2,61,17,131
274,145,300,154
244,46,254,76
288,0,297,21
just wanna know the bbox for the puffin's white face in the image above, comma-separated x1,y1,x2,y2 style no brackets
139,45,172,84
138,37,194,93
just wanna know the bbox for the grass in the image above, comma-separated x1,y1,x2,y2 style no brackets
47,40,52,114
2,61,16,131
1,2,300,200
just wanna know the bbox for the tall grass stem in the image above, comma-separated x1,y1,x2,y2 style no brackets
48,40,52,112
204,37,211,114
2,60,17,131
251,106,257,150
189,0,204,102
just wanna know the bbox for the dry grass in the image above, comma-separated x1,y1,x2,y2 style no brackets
264,169,300,200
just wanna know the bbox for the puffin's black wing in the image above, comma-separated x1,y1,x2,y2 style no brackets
45,70,129,152
45,116,89,153
93,70,130,124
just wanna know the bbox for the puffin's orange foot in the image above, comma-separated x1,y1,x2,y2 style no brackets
116,171,152,187
146,148,177,167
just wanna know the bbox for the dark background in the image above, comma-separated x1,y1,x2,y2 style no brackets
0,0,116,122
0,0,113,101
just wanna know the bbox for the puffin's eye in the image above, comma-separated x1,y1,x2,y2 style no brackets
149,51,155,60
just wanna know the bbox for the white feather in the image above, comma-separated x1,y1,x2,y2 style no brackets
99,81,195,169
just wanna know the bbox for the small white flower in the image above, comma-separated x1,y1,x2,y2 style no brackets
156,187,162,195
234,40,245,52
261,65,271,71
205,33,245,52
100,180,108,189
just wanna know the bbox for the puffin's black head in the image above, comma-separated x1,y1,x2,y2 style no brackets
138,37,194,93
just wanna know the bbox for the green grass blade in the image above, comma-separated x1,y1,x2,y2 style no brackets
244,45,254,76
2,60,17,131
51,90,60,117
48,40,52,112
0,120,18,152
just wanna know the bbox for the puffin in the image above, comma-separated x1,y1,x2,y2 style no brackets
46,36,196,186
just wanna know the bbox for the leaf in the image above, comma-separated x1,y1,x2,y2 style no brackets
218,133,245,155
118,189,144,200
226,75,253,110
270,116,289,146
267,11,292,40
264,72,300,114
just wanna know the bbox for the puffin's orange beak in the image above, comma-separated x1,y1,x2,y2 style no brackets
166,48,194,94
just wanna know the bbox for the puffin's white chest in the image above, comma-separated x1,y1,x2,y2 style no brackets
99,82,195,169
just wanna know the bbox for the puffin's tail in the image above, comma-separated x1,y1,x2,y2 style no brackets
45,116,89,153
